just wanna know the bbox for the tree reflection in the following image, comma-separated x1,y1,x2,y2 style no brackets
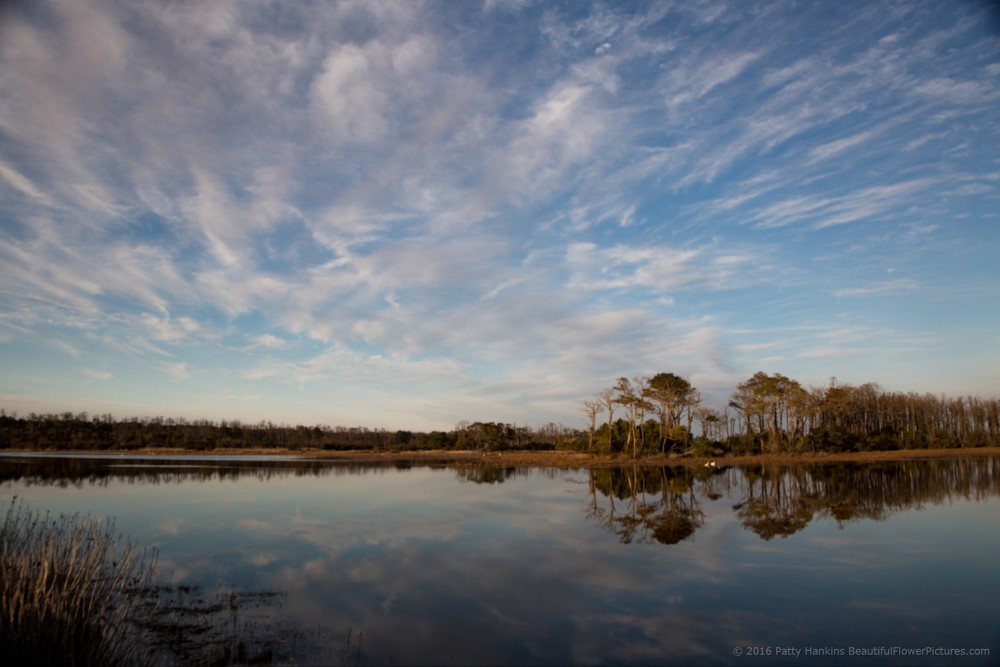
453,466,521,484
650,470,706,544
0,455,567,489
732,465,819,540
586,467,706,545
3,454,997,545
0,455,403,487
585,456,999,543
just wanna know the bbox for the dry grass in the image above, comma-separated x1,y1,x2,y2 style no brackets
0,498,357,666
0,499,157,667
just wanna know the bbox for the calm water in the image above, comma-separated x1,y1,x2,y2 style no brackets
2,454,998,666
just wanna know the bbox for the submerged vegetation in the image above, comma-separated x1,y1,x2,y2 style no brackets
1,371,997,457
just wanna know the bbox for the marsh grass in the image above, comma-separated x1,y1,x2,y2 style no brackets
0,498,157,666
1,498,361,666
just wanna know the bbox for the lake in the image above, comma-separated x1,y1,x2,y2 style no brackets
1,453,998,666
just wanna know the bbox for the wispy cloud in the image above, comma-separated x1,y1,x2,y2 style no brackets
81,368,113,380
833,280,918,298
0,160,46,201
251,334,288,350
0,0,996,427
807,129,881,163
161,362,192,380
140,315,200,343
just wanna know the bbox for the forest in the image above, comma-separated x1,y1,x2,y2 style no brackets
583,372,1000,456
0,371,998,455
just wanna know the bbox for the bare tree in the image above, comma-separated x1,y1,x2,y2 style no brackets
614,377,653,458
597,388,616,453
581,399,605,453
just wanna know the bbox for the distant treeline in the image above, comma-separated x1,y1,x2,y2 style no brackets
584,372,1000,456
1,372,998,455
0,411,576,453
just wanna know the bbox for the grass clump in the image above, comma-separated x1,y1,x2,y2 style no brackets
0,498,157,667
1,498,360,665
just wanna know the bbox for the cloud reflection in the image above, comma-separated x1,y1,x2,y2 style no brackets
3,455,999,664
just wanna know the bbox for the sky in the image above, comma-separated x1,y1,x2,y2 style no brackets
0,0,998,432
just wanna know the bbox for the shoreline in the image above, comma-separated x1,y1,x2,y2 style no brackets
4,446,999,469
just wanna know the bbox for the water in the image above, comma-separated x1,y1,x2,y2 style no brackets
1,454,998,665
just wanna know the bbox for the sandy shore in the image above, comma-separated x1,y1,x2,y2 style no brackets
14,446,999,469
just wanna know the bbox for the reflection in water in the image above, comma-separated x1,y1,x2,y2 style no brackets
3,454,998,544
583,457,1000,542
454,465,521,485
2,454,999,665
0,454,567,490
0,455,400,487
452,465,564,485
586,467,706,544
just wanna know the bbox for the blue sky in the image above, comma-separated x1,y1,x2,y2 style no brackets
1,0,998,431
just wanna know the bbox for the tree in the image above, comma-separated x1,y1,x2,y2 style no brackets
581,399,604,453
597,388,617,453
614,377,654,458
731,372,808,452
695,407,721,442
645,372,699,453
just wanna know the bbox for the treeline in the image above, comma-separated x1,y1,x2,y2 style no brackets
0,411,579,453
2,371,998,455
0,412,397,451
584,371,1000,456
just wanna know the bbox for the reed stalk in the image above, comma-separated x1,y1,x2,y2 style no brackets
0,499,157,667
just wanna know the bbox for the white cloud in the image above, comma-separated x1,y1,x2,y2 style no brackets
162,362,192,380
807,129,880,163
667,50,762,109
0,160,46,200
311,35,438,146
313,44,387,143
0,1,996,428
140,315,200,343
501,82,605,200
802,347,859,359
252,334,288,349
833,280,918,298
49,339,81,358
565,241,761,294
735,342,787,352
243,368,280,381
912,77,997,104
81,368,113,380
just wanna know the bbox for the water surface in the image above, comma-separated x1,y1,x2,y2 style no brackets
2,454,997,665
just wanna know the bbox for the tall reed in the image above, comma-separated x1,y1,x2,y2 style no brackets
0,499,157,667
